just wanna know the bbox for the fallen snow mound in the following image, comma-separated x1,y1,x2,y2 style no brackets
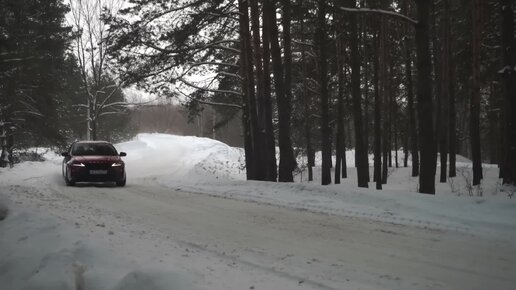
116,133,245,182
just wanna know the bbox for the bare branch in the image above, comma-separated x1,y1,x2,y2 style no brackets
178,90,242,109
178,78,242,96
338,7,418,25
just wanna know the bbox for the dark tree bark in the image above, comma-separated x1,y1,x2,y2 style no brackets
361,9,370,182
414,0,437,194
403,128,409,167
395,125,399,168
403,0,419,177
250,0,267,181
471,0,483,185
501,0,516,185
373,26,382,190
237,0,255,180
348,0,369,188
335,0,347,184
261,0,278,182
300,7,314,182
279,0,297,181
448,3,457,178
265,0,296,182
240,0,261,181
334,41,343,184
439,0,450,183
317,0,332,185
388,78,393,169
380,17,389,185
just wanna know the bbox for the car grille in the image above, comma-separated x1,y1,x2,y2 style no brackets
85,162,112,170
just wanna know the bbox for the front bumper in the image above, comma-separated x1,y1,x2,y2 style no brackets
69,165,125,182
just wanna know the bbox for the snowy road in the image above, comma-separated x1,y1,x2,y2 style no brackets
2,170,515,290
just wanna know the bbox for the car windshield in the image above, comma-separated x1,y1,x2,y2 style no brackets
71,143,118,156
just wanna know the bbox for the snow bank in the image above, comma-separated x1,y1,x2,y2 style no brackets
0,201,198,290
116,133,245,181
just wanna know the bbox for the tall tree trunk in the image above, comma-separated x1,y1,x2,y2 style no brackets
265,0,295,182
91,118,97,141
334,37,343,184
250,0,267,181
403,127,409,167
280,0,297,181
439,0,451,183
300,11,314,182
335,0,347,183
361,6,370,182
415,0,437,194
471,0,483,185
388,63,394,169
431,0,442,154
349,0,369,188
448,3,457,178
373,25,382,190
395,126,399,168
501,0,516,185
404,0,419,177
380,16,389,185
238,0,256,180
86,100,91,140
261,0,278,182
317,0,332,185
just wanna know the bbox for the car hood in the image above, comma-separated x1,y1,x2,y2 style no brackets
72,155,122,163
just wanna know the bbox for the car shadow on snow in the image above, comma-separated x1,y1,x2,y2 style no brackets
74,182,119,188
53,173,127,188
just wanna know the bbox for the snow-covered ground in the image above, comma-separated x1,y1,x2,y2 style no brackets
1,133,515,290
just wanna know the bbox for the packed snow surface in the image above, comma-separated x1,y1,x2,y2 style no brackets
1,133,515,290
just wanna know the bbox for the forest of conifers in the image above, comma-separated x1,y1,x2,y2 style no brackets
0,0,515,194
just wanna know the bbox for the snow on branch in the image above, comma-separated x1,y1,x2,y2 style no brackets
217,71,242,80
189,61,239,68
339,7,418,26
292,40,316,48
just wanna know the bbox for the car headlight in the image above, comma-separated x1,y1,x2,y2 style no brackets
71,162,85,167
112,162,124,167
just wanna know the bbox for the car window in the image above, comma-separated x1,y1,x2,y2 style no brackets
71,143,118,156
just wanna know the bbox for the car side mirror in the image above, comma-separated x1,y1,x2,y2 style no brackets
119,152,127,157
61,152,70,157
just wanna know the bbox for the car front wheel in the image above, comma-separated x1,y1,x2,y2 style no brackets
65,168,75,186
116,178,126,187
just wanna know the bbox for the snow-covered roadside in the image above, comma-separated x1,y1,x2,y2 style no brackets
154,172,516,241
115,134,516,241
0,195,199,290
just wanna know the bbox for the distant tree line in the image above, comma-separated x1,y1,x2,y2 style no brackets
128,102,243,147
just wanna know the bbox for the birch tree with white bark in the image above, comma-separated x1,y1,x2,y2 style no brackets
68,0,126,140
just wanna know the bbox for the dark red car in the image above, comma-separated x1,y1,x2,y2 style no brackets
61,141,127,186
